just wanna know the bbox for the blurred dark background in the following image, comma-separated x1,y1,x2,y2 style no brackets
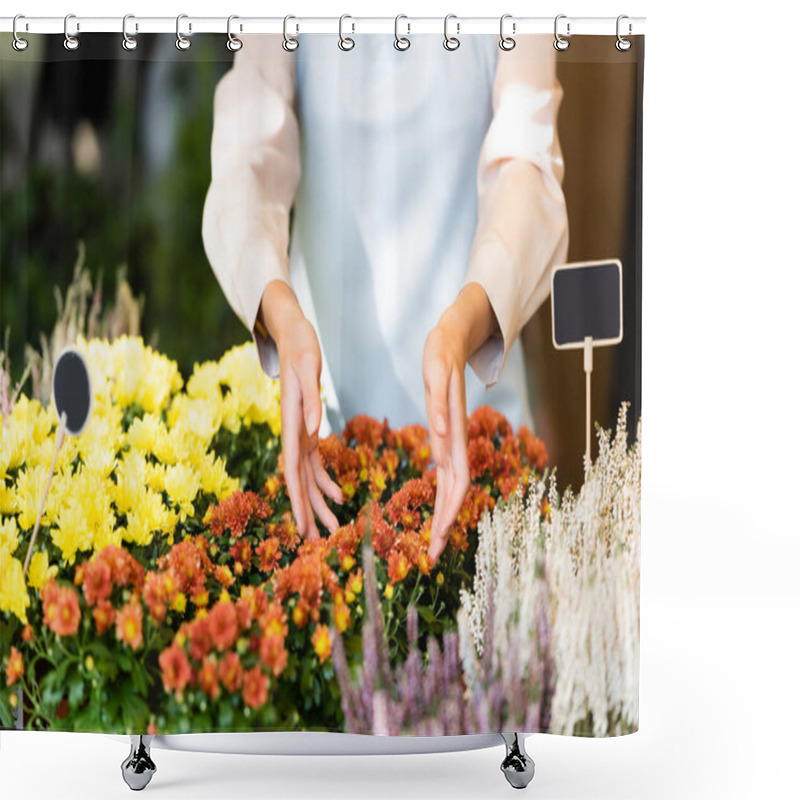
0,33,238,373
0,33,642,490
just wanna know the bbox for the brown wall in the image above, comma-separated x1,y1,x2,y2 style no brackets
523,36,644,490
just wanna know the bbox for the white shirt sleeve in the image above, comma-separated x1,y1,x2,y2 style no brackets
202,35,301,379
463,35,569,387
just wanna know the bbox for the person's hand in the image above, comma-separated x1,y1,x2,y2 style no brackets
423,283,498,564
423,321,470,565
258,280,343,538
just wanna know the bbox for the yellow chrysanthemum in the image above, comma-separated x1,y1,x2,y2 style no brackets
164,462,201,520
15,464,50,531
110,336,183,413
113,450,149,513
27,550,58,590
122,489,172,547
167,394,221,445
146,461,167,493
51,469,115,563
0,549,29,623
0,483,17,515
127,413,164,456
217,344,282,433
190,451,231,499
185,361,222,400
0,515,19,555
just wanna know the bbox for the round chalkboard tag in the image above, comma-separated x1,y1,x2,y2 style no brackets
51,346,93,436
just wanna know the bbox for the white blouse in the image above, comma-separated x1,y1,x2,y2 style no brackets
202,33,568,434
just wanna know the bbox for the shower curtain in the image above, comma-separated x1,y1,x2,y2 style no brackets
0,22,643,739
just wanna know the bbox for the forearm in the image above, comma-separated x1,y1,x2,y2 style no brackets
437,282,499,365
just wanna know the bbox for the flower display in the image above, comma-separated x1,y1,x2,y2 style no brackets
0,334,561,735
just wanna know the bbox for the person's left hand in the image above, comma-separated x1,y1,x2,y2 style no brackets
422,320,470,566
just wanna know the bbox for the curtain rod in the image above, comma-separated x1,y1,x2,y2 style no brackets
0,15,646,37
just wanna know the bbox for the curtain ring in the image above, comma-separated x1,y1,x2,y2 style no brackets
443,14,460,51
339,14,355,51
283,15,299,51
12,15,28,52
553,14,570,51
499,14,516,51
616,15,632,51
175,13,191,51
122,14,138,51
394,14,410,51
63,13,80,51
227,15,243,51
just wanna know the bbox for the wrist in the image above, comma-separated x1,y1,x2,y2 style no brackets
258,280,304,349
438,283,498,363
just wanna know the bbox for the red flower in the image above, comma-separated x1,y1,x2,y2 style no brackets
43,581,81,637
468,436,496,480
159,643,191,695
5,646,23,686
242,666,269,709
143,572,175,624
255,537,281,573
207,601,239,651
387,550,411,584
157,537,212,598
197,655,220,700
218,651,243,692
329,521,363,562
518,425,549,471
467,405,511,441
208,491,271,539
96,545,145,593
343,414,389,449
82,558,112,606
116,596,144,650
229,539,253,572
93,600,115,635
186,616,213,662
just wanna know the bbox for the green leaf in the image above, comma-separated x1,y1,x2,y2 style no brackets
68,673,86,708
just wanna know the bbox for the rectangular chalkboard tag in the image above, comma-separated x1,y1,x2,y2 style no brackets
551,259,623,350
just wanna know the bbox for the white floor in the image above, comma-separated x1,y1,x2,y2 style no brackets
2,594,797,799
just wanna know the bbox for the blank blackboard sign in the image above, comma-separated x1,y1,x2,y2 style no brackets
551,260,623,349
52,347,93,436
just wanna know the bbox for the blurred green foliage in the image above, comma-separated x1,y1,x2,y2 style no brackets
0,35,248,386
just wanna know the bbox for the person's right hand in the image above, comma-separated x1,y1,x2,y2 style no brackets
259,280,343,538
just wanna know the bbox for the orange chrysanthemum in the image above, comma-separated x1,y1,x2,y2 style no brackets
208,491,271,539
207,600,239,651
197,655,220,700
5,646,23,686
218,651,243,693
92,599,115,635
116,596,144,650
255,537,281,573
242,666,269,709
81,558,112,607
311,624,332,663
159,642,191,695
42,580,81,637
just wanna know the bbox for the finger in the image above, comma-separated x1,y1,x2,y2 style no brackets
424,359,450,468
305,457,340,533
422,356,448,437
428,463,450,564
441,368,470,530
297,444,320,539
310,447,344,504
281,373,308,536
296,355,322,438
